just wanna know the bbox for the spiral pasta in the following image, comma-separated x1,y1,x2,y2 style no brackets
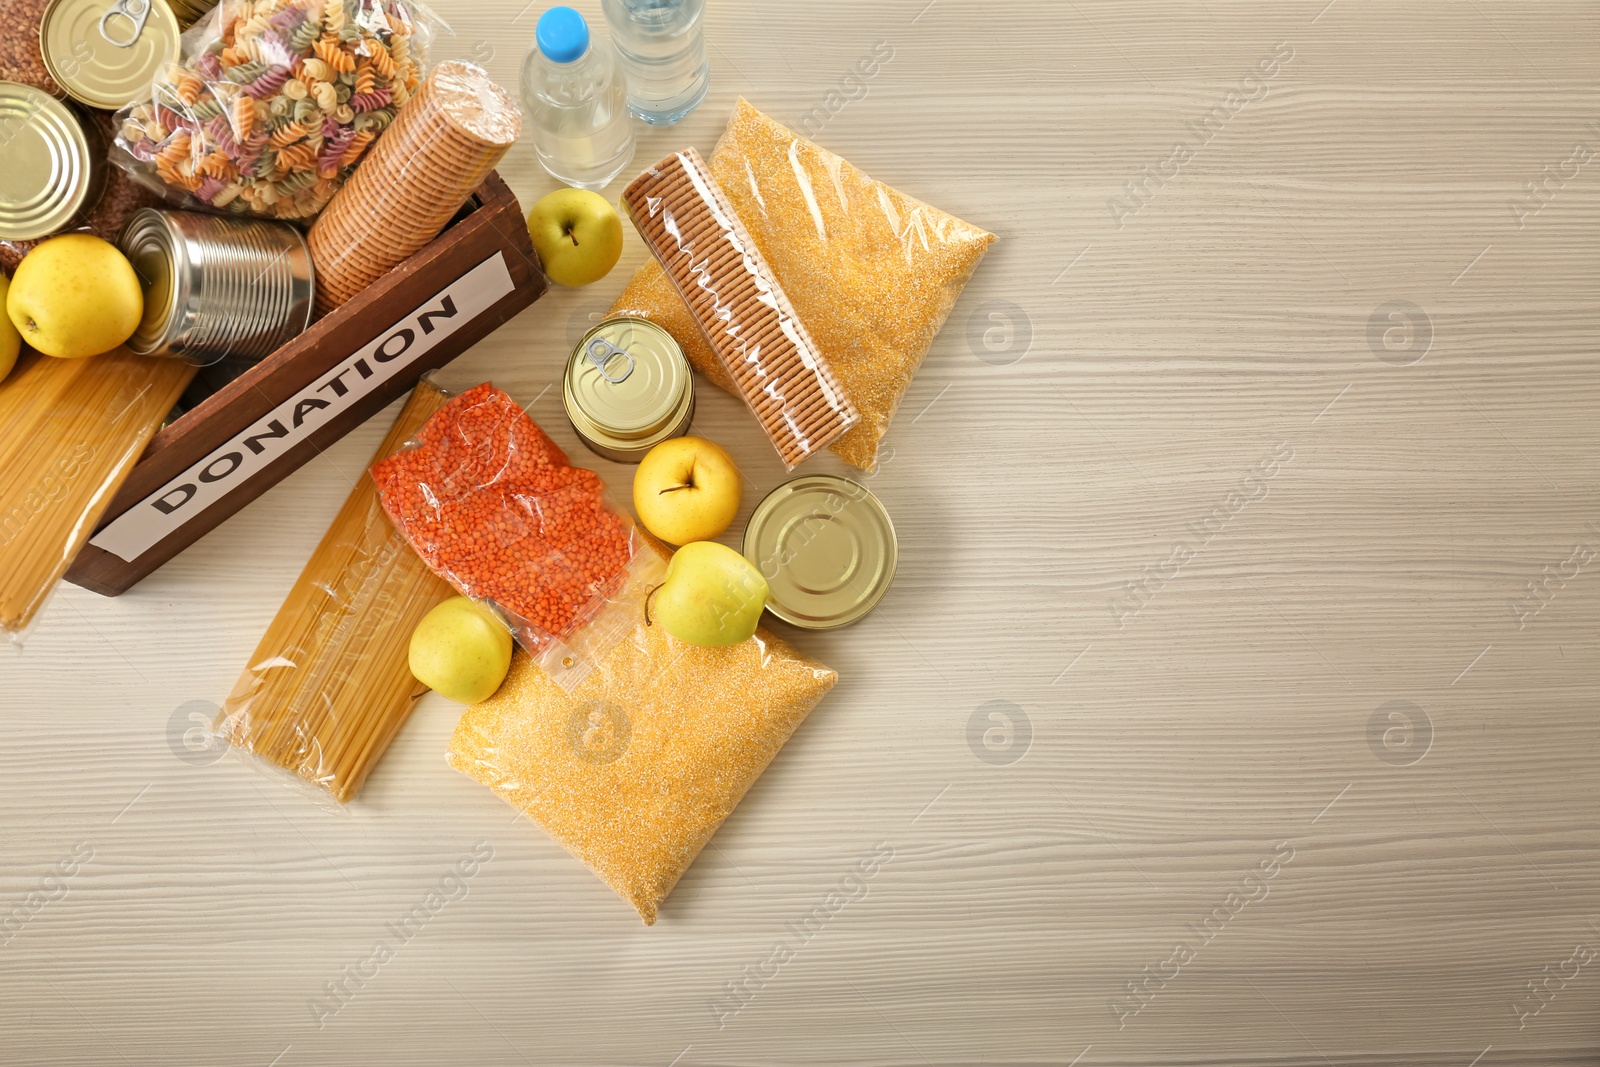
114,0,428,219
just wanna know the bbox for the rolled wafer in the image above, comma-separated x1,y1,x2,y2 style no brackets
308,61,521,314
621,147,858,468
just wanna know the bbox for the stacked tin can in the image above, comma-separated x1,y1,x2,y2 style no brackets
39,0,181,108
120,209,314,366
0,0,180,266
564,317,695,463
0,84,105,243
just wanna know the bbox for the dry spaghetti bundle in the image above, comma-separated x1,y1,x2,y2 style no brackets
0,349,196,639
217,379,454,802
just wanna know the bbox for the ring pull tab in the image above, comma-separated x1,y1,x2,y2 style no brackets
585,335,635,384
99,0,150,48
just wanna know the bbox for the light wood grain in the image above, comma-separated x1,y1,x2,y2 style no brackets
4,2,1599,1065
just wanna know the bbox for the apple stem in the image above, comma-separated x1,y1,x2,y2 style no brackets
657,482,695,495
643,583,661,626
565,226,579,247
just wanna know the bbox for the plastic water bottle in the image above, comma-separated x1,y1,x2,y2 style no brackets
599,0,709,125
522,6,636,189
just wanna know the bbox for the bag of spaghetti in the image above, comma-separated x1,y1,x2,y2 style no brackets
217,380,456,803
0,348,194,644
112,0,440,219
447,550,838,924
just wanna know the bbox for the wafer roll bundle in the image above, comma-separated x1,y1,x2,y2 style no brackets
308,61,521,313
621,148,859,468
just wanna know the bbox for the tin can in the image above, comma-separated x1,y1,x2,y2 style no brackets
0,82,105,241
40,0,180,110
120,208,314,366
743,475,898,630
158,0,216,28
564,316,695,463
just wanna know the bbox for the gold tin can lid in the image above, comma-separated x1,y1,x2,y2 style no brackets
743,475,898,630
41,0,180,110
0,83,96,241
564,316,694,463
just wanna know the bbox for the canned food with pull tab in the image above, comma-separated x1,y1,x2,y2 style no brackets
563,316,695,463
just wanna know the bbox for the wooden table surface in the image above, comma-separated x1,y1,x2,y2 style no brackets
5,2,1598,1064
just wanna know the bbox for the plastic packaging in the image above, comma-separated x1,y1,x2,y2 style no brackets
369,382,660,688
611,98,996,470
0,349,196,642
307,59,518,312
449,607,838,924
217,379,454,802
600,0,708,125
112,0,436,219
621,145,859,468
521,5,634,189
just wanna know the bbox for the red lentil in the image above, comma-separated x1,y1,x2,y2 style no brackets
370,383,635,652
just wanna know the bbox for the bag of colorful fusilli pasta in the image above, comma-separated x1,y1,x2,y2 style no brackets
111,0,438,220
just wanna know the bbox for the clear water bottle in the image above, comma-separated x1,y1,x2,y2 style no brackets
521,6,636,190
599,0,709,125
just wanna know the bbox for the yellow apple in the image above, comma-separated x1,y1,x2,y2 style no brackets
6,234,143,359
526,188,624,287
409,596,514,704
633,436,742,545
650,542,768,647
0,275,19,381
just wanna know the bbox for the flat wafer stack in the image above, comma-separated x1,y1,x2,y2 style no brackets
307,61,521,313
622,148,858,468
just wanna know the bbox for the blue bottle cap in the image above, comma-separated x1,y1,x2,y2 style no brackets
537,6,589,64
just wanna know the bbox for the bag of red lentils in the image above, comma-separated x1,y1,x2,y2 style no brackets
369,381,664,690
